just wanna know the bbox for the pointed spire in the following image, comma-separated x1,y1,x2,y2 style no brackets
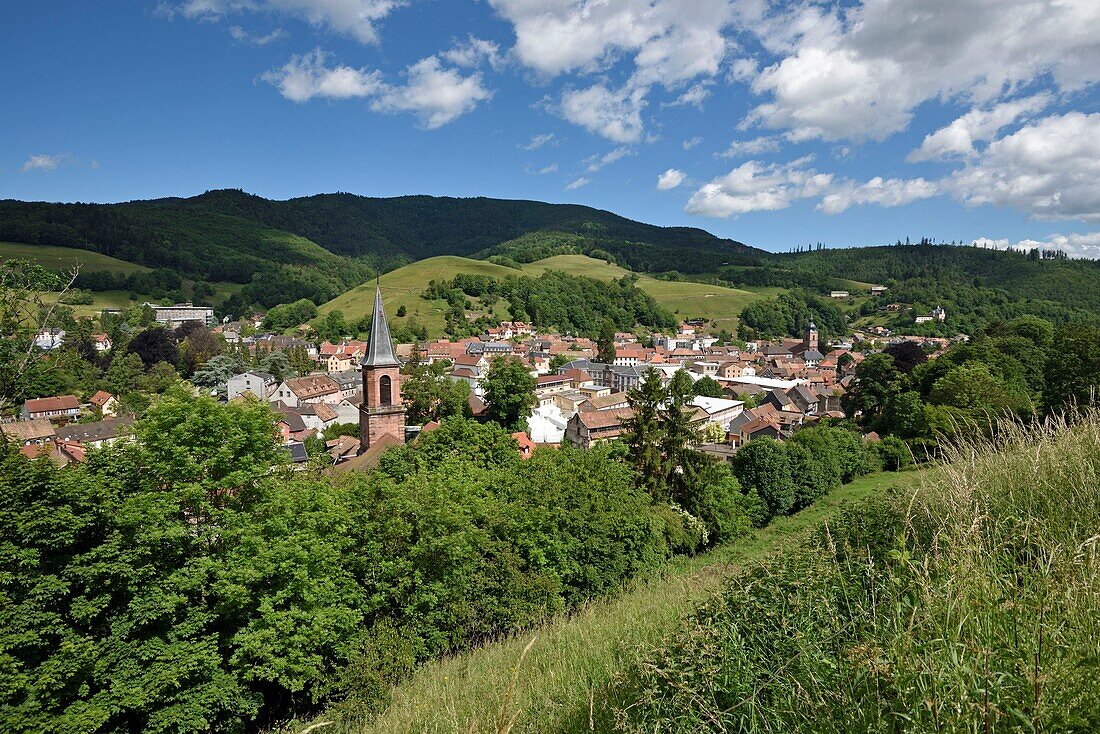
362,286,399,368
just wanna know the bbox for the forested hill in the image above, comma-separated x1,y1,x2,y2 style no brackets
0,189,763,278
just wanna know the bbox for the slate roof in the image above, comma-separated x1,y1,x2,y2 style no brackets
361,287,399,368
55,417,134,444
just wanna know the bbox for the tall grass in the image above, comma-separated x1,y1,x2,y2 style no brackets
616,414,1100,732
279,472,906,734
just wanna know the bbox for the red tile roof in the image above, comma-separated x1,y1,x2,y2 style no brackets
24,395,80,414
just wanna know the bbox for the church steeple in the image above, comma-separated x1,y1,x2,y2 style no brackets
362,287,399,368
359,285,406,452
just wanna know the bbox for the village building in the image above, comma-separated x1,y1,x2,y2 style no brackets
21,395,81,423
227,371,277,401
269,374,341,407
88,390,120,417
0,419,56,446
564,407,634,449
55,417,134,449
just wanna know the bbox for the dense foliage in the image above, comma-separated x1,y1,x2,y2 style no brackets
0,190,759,291
424,270,676,337
842,316,1100,455
737,289,847,341
0,392,718,732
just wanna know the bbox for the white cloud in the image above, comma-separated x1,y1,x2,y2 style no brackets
685,156,937,217
973,232,1100,260
22,154,65,172
565,177,590,190
229,25,286,44
489,0,735,85
520,132,557,150
667,82,711,108
742,0,1100,142
949,112,1100,221
685,157,833,217
909,93,1053,161
560,84,646,144
372,56,492,129
442,36,503,69
262,48,383,102
175,0,402,44
491,0,737,140
682,135,703,150
818,176,938,214
537,163,558,174
717,135,781,158
263,50,490,128
586,146,635,172
656,168,686,190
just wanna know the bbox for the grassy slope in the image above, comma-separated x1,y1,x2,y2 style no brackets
0,241,150,274
2,241,246,316
521,255,778,331
302,470,918,734
318,256,523,335
319,254,776,337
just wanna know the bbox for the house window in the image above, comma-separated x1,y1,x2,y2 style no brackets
379,375,392,406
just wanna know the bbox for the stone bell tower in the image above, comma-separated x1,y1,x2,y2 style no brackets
804,317,819,353
359,286,406,451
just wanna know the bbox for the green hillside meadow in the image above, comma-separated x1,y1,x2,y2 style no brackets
319,254,775,337
0,242,150,275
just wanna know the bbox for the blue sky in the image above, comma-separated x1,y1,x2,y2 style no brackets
2,0,1099,255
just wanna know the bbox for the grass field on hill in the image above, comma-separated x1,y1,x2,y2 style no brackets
287,469,918,734
0,241,150,274
520,255,777,331
318,256,522,335
320,254,775,337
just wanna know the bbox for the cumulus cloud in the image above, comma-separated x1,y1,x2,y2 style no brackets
536,163,558,174
586,146,635,172
373,56,493,129
489,0,734,85
682,135,703,150
656,168,686,190
685,156,938,217
491,0,737,141
949,112,1100,221
818,176,939,214
685,157,833,217
717,135,781,158
565,177,590,190
262,48,383,101
441,36,503,69
263,49,490,128
909,93,1053,161
172,0,402,44
973,232,1100,260
560,84,646,144
743,0,1100,142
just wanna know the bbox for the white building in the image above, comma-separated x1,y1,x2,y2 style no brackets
227,371,277,401
34,328,65,350
527,403,569,444
691,396,745,431
147,302,215,327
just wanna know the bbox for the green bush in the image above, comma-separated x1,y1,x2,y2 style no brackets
0,402,682,732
